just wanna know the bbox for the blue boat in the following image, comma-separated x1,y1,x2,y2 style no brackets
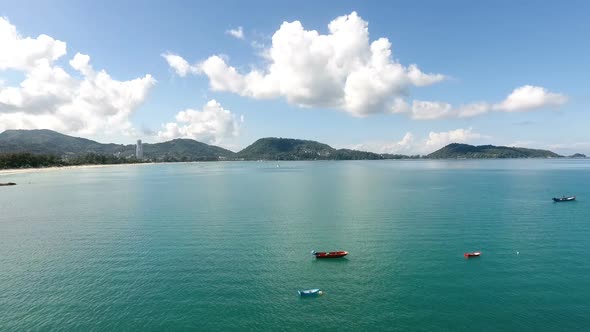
298,289,323,297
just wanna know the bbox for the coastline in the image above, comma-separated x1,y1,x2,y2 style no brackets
0,162,153,176
1,157,586,176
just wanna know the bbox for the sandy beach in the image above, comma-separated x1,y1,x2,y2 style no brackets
0,162,153,176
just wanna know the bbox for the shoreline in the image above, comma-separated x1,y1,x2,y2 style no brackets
1,157,587,176
0,162,153,176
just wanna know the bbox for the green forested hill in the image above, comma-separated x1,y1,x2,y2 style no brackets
427,143,562,159
236,137,384,160
0,129,234,161
0,130,566,167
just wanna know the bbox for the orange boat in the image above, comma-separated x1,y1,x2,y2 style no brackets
464,252,481,258
312,250,348,258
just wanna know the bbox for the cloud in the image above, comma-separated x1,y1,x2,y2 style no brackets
161,52,198,77
493,85,568,112
394,132,416,152
0,17,156,136
0,16,66,71
389,98,410,114
199,55,248,94
425,128,481,150
346,128,483,155
406,64,445,87
394,85,567,120
409,100,453,120
157,99,243,144
226,26,244,40
165,12,444,116
347,132,416,155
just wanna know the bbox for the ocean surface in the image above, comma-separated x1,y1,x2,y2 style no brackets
1,160,589,331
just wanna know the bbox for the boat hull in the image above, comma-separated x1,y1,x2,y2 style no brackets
553,196,575,202
464,252,481,258
312,251,348,259
298,289,323,297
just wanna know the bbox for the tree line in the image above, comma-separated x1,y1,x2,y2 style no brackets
0,153,145,169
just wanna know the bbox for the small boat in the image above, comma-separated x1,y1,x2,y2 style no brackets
311,250,348,258
0,182,16,186
464,252,481,258
553,196,575,202
298,289,323,297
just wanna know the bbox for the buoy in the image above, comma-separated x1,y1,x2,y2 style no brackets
516,251,519,255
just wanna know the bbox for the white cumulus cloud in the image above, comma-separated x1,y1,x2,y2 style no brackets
393,85,567,120
0,16,67,71
165,12,445,116
157,99,243,145
161,52,199,77
226,26,244,40
425,128,482,151
0,17,156,137
493,85,568,112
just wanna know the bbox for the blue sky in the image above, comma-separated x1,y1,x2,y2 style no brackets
0,0,588,154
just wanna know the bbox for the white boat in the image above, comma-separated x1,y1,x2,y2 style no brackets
298,289,323,297
553,196,575,202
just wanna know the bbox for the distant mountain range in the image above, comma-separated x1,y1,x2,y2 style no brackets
0,129,584,162
0,129,233,162
0,130,397,161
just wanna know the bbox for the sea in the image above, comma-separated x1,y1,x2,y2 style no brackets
1,159,589,331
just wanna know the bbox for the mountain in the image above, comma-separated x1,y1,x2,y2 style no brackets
427,143,562,159
0,129,125,156
0,130,567,163
570,153,587,158
332,148,386,160
236,137,384,160
0,130,384,163
143,139,234,161
0,129,234,161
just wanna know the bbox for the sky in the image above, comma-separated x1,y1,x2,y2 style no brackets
0,0,589,154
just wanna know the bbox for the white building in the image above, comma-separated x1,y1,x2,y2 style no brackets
136,139,143,159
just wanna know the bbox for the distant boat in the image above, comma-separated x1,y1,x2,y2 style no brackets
553,196,575,202
0,182,16,186
298,289,323,297
311,250,348,258
464,252,481,258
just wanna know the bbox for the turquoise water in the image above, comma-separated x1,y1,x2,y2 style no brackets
1,160,589,331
